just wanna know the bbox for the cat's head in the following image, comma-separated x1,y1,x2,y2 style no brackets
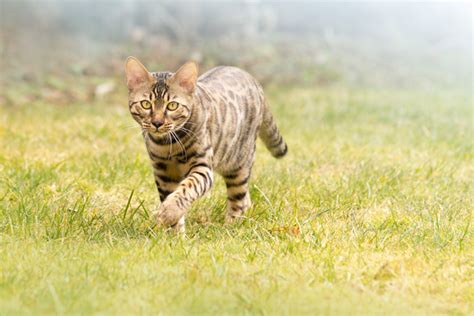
124,57,198,137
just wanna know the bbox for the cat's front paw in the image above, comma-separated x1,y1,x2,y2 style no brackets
156,201,186,227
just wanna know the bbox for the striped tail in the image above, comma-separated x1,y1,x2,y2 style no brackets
259,102,288,158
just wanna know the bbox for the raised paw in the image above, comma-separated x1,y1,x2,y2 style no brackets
156,201,186,227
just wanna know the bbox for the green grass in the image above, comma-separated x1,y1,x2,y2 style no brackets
0,86,472,315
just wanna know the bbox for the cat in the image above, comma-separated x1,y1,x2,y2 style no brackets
125,57,287,232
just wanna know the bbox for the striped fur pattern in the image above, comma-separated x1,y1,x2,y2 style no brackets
125,57,287,232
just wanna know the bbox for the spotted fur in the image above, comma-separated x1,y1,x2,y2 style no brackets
125,57,287,232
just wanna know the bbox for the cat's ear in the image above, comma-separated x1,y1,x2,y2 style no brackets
125,56,154,91
168,61,198,94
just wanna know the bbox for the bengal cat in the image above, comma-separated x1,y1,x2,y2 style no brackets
125,57,287,232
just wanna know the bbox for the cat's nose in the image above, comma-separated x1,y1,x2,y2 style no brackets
151,119,164,129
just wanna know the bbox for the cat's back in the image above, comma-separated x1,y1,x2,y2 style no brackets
195,66,267,172
197,66,263,97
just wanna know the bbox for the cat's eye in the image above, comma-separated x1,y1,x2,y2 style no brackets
141,100,152,109
167,102,179,111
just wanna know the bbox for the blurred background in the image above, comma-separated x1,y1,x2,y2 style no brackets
0,0,472,106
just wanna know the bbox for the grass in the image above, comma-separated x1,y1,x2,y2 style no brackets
0,85,472,315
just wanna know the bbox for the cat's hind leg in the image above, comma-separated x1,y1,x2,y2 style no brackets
223,167,252,223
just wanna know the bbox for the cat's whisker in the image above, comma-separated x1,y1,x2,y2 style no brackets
169,131,177,146
183,121,198,126
165,133,172,159
171,131,187,161
183,122,201,128
179,127,198,139
117,123,140,131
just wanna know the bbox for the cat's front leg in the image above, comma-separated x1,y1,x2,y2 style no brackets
156,199,186,231
156,164,214,228
153,174,184,232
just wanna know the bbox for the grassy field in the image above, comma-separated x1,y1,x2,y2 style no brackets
0,85,472,315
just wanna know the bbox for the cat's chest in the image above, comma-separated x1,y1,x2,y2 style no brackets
145,136,186,159
162,160,188,178
147,149,191,177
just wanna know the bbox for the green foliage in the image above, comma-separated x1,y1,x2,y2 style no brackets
0,87,472,315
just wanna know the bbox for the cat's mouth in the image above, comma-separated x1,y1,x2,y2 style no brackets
143,122,188,139
147,128,169,138
146,125,175,138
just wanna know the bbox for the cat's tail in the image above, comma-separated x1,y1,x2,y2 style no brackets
259,101,288,159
